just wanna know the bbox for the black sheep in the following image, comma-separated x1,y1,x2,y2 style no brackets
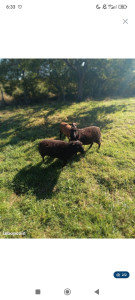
70,126,101,150
39,139,84,165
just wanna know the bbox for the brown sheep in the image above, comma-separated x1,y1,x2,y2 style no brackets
59,122,77,140
70,126,101,150
39,139,84,165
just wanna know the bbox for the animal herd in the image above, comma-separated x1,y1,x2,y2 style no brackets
39,122,101,165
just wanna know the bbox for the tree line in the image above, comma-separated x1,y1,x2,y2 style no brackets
0,59,135,105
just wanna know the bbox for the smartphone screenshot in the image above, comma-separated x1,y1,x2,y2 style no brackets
0,0,135,299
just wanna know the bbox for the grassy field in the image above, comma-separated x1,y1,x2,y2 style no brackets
0,98,135,238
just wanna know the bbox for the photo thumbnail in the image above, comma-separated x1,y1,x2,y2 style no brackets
0,59,135,238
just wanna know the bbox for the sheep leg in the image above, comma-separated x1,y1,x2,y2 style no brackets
60,131,62,139
98,143,101,150
88,143,93,150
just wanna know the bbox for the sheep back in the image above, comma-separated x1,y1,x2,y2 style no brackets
70,126,101,148
60,122,71,139
39,139,84,163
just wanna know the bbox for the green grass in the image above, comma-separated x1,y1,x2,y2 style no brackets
0,98,135,238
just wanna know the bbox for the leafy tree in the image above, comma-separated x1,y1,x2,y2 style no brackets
0,58,135,105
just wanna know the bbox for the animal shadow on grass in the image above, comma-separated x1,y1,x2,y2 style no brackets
13,159,63,200
67,151,86,166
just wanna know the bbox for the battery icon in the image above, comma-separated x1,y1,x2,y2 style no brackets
118,5,127,9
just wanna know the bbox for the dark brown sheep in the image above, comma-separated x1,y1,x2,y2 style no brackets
59,122,77,140
70,126,101,150
39,139,84,165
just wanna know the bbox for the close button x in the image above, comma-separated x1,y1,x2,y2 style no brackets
123,19,128,24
